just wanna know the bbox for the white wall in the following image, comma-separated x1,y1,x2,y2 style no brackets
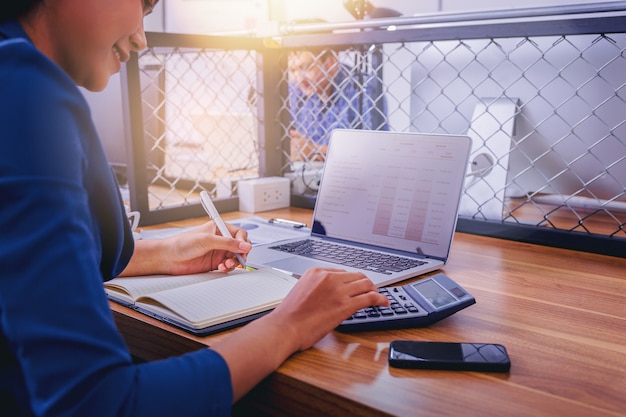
275,0,435,22
266,0,612,28
442,0,608,13
160,0,612,34
165,0,267,35
89,0,618,167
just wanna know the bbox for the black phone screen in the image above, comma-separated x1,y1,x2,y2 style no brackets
388,341,511,372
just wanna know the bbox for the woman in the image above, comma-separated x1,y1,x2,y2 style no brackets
0,1,389,415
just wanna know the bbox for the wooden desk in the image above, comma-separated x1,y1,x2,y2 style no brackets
110,208,626,417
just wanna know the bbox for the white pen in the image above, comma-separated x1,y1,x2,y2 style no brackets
199,191,247,268
269,218,306,228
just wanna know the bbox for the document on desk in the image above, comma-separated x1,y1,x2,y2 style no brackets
229,216,310,246
105,267,298,336
138,216,309,246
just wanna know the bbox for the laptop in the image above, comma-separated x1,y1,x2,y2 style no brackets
247,129,472,287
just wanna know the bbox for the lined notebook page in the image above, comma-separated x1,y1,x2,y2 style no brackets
134,268,298,328
105,272,228,301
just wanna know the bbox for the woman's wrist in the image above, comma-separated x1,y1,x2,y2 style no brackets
118,238,168,277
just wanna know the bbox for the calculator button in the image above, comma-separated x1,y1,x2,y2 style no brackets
337,274,477,332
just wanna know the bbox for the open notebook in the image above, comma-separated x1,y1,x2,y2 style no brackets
105,268,297,336
247,129,472,287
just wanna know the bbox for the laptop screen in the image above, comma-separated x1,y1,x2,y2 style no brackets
311,130,472,259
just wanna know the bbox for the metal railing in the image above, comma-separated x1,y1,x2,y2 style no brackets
121,3,626,256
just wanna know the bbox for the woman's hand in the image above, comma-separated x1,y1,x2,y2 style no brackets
270,267,390,351
211,267,389,401
119,220,251,277
161,221,251,275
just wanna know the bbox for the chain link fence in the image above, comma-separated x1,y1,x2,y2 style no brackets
121,5,626,256
123,42,260,213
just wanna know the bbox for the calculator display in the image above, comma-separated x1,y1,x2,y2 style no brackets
412,279,456,308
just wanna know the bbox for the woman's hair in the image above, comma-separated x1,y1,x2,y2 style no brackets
0,0,42,23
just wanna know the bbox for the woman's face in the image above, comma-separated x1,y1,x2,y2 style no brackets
24,0,157,91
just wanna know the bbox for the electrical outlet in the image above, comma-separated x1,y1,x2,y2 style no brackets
238,177,290,213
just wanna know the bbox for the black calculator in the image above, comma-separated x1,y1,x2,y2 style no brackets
337,273,475,332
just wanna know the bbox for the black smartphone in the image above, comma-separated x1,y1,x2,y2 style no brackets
388,340,511,372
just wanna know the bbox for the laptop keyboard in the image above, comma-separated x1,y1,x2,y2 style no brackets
268,239,426,275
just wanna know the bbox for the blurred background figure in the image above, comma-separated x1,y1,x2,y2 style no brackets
287,46,389,161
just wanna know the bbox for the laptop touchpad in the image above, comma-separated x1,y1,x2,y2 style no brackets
267,257,334,276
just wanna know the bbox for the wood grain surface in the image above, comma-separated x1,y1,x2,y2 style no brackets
111,208,626,417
